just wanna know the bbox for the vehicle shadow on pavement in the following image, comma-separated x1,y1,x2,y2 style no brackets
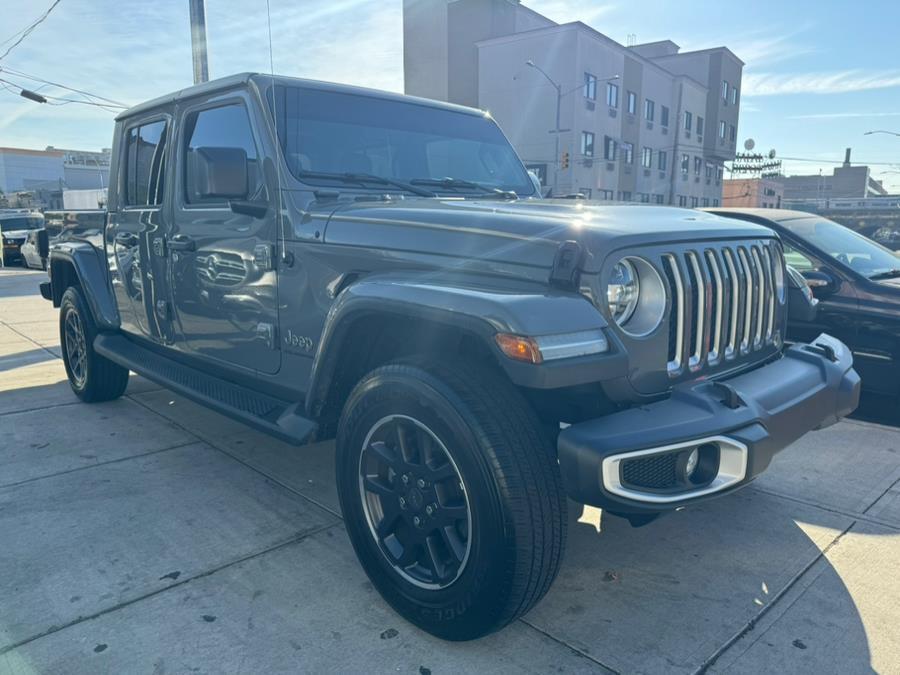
519,492,875,673
0,347,57,373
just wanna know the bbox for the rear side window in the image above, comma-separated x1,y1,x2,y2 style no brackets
125,119,168,206
183,103,261,205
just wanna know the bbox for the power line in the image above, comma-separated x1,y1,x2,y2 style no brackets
0,0,63,62
0,67,128,108
0,77,122,112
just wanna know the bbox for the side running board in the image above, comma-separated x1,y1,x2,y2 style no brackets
94,333,316,445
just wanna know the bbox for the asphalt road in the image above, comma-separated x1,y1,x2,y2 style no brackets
1,266,899,674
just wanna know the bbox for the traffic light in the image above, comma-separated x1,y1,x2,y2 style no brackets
561,151,569,169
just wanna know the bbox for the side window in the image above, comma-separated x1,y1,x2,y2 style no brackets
183,103,261,205
782,243,816,272
125,120,168,207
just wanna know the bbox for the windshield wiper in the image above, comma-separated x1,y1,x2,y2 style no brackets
296,170,436,198
868,269,900,280
409,177,517,200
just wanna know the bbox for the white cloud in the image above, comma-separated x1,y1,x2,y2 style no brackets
727,29,816,68
743,70,900,96
787,111,900,120
525,0,616,26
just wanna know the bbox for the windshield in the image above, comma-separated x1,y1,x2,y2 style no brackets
0,216,43,231
268,85,535,197
788,217,900,279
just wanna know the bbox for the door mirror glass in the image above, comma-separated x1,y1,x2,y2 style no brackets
190,146,248,200
37,228,49,259
786,265,818,322
800,268,837,298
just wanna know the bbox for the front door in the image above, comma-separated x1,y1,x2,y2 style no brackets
169,96,280,375
107,115,173,343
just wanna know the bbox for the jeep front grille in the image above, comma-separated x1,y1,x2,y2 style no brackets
662,241,783,377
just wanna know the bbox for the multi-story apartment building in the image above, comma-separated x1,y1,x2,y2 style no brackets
403,0,743,205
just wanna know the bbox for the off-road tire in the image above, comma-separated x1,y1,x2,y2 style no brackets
59,286,129,402
336,361,567,640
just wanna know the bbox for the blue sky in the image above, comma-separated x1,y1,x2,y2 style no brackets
2,0,899,190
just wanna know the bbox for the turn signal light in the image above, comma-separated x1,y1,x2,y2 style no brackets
495,334,543,364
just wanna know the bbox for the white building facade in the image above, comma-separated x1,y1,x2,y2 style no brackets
404,0,743,204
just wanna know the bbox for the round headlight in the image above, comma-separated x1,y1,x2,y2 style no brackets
607,259,640,324
605,256,666,336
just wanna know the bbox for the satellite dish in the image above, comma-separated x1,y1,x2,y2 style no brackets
768,149,777,159
744,138,755,151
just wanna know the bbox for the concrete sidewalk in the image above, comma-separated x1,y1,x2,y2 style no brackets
1,267,898,674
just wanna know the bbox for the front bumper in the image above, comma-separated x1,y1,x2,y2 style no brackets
558,333,860,514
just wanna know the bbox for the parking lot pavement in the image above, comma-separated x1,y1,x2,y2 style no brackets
1,265,899,673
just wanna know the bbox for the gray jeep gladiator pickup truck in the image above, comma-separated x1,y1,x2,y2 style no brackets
40,73,860,640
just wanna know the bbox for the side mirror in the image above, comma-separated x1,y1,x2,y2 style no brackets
193,146,248,200
786,265,818,323
800,269,837,298
37,228,49,259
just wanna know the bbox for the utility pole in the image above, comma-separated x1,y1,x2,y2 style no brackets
189,0,210,84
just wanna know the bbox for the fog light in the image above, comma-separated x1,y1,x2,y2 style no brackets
685,448,699,477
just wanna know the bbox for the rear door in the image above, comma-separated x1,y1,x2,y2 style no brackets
168,93,280,375
107,114,174,342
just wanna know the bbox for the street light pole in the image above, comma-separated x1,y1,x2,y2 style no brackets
524,60,618,196
189,0,210,84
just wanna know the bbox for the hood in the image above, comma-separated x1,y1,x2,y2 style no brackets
322,198,776,273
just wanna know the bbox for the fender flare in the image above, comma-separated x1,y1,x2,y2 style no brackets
305,274,622,418
49,243,120,330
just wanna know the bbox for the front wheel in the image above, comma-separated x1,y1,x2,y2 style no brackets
59,286,129,402
336,361,567,640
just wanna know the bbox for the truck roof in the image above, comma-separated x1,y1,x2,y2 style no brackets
116,72,486,122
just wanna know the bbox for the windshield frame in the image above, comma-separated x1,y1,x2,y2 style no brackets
781,216,900,281
264,83,536,199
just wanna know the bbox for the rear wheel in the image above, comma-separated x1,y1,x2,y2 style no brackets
60,286,129,402
336,361,567,640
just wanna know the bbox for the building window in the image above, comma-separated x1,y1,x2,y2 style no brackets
681,153,689,174
716,165,724,182
706,163,713,179
627,91,636,115
713,198,719,207
606,82,619,108
729,124,736,141
731,87,738,106
655,194,665,204
696,116,704,136
584,73,597,101
722,80,729,102
599,189,614,200
644,98,655,121
620,190,632,201
658,150,667,171
678,195,687,207
660,105,669,127
604,135,617,161
719,120,727,139
702,197,709,207
694,156,702,175
641,146,653,168
684,111,692,132
581,131,595,157
639,192,650,203
622,142,634,164
690,196,699,208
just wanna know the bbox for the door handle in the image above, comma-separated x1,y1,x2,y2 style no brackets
167,234,196,252
114,232,138,246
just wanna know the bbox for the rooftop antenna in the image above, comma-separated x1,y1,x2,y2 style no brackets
626,33,637,47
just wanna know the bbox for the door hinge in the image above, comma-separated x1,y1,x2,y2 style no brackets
152,236,167,258
255,322,276,350
253,244,275,271
155,299,170,319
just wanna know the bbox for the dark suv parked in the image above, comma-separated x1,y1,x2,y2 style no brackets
41,73,859,640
